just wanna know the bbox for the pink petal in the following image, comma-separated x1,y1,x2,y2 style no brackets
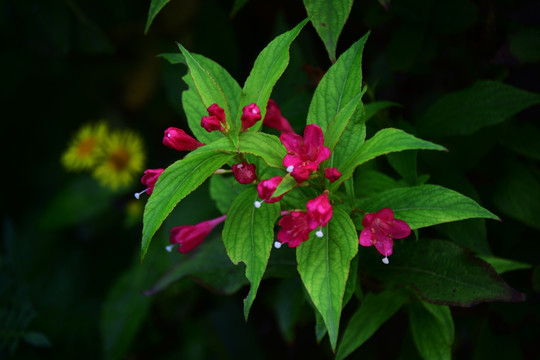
374,237,393,257
375,208,395,221
388,219,411,239
303,124,324,147
359,229,374,247
280,133,303,153
361,213,375,227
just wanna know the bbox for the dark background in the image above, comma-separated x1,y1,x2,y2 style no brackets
1,0,539,358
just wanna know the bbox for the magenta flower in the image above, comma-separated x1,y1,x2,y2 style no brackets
263,99,295,133
169,215,226,253
359,208,411,264
324,167,342,183
277,211,312,247
232,162,257,184
163,127,205,151
306,192,333,233
134,168,164,199
255,176,284,207
280,124,331,182
241,103,262,131
201,104,226,132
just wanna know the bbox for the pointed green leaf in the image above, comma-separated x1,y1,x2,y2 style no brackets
324,92,364,153
478,255,532,274
303,0,354,62
408,298,454,360
178,44,240,137
357,184,499,230
238,131,286,168
332,128,446,191
272,173,298,199
241,18,309,132
141,148,235,260
145,0,171,34
336,289,409,360
418,80,540,136
209,175,244,214
307,33,369,131
222,188,281,319
363,239,526,306
297,207,358,351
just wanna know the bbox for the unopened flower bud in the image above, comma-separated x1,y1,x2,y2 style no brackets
163,127,204,151
232,162,257,184
241,103,262,131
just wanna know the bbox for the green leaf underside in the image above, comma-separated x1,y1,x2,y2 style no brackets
273,173,298,199
145,0,171,34
333,128,446,190
297,207,358,351
222,188,280,319
363,239,526,306
307,33,369,131
357,184,499,230
336,289,409,360
303,0,354,62
238,132,286,169
418,80,540,136
141,150,235,260
241,18,309,132
178,44,239,137
409,299,454,360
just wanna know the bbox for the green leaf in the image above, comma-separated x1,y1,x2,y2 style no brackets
306,33,369,131
241,18,309,132
364,101,401,122
408,298,454,360
145,0,171,34
141,148,235,260
178,44,241,137
386,151,418,185
272,173,298,199
437,219,491,255
363,239,526,306
332,128,446,191
477,255,532,274
238,131,286,168
22,332,51,348
324,92,365,154
418,80,540,136
499,122,540,161
222,188,281,319
357,184,499,230
336,289,409,360
209,175,244,214
297,207,358,351
143,236,248,296
303,0,354,62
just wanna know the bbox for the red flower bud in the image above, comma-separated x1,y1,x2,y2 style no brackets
201,104,227,132
169,215,226,253
263,99,295,133
232,162,257,184
134,168,164,199
324,168,341,183
163,127,204,151
241,103,262,131
256,176,284,204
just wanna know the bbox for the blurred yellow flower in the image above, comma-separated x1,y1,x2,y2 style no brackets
61,121,108,171
92,130,145,189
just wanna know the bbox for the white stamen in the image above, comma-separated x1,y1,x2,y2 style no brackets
274,241,282,249
134,189,147,199
237,163,243,169
251,107,258,114
167,133,171,137
315,230,324,238
165,244,175,252
382,256,389,265
254,201,262,208
286,165,294,173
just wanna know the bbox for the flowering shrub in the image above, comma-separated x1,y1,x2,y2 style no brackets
137,5,527,358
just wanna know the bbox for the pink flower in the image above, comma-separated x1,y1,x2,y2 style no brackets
241,103,262,131
201,104,226,132
306,192,333,230
280,124,331,182
134,168,164,199
256,176,284,206
359,208,411,264
232,162,257,184
169,215,226,253
163,127,204,151
263,99,295,133
324,168,341,183
277,211,312,247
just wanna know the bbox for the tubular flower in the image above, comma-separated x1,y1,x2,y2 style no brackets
324,167,342,183
201,104,226,132
255,176,284,207
163,127,204,151
280,124,331,183
263,99,295,133
241,103,262,131
277,211,312,247
306,192,333,232
169,215,226,253
134,168,164,199
359,208,411,264
232,162,257,184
